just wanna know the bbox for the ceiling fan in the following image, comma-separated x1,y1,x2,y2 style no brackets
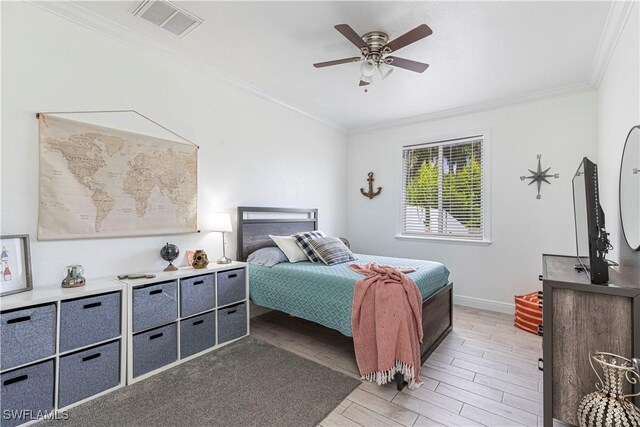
313,23,432,87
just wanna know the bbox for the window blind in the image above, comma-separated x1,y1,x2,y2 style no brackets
401,136,485,240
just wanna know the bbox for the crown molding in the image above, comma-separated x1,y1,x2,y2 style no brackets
28,1,618,136
588,0,636,89
28,0,346,133
348,82,594,136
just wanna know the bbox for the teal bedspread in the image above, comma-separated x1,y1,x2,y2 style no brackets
249,254,450,337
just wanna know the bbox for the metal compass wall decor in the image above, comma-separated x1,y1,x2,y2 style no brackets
520,154,559,199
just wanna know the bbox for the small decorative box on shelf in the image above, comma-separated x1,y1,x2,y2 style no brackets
0,279,126,426
117,261,249,384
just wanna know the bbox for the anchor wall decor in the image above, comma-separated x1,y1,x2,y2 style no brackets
520,154,559,199
360,172,382,199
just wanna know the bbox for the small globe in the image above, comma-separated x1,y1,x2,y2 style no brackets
160,243,179,262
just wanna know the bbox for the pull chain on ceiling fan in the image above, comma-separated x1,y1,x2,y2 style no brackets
313,23,432,87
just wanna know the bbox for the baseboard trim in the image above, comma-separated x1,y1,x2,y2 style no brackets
453,294,515,315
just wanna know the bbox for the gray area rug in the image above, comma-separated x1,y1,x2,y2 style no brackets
43,337,360,427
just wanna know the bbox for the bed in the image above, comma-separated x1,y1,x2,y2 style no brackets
237,206,453,389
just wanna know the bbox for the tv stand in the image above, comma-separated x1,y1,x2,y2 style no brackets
542,254,640,426
573,263,587,272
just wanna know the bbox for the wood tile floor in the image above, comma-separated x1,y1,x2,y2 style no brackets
251,305,543,427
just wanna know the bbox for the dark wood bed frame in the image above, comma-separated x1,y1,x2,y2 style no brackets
237,206,453,390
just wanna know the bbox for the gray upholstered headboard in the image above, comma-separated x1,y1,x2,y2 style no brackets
236,207,318,261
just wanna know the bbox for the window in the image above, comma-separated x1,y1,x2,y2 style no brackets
401,135,487,242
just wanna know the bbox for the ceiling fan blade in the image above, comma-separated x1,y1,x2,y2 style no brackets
359,80,370,86
334,24,369,51
313,57,362,68
383,24,432,53
386,56,429,73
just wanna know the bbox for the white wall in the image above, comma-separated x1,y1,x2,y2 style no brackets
596,3,640,281
347,91,598,312
1,2,347,287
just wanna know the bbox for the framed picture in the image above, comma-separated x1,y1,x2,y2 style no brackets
0,235,33,297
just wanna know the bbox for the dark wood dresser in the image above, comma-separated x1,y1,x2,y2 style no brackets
542,254,640,426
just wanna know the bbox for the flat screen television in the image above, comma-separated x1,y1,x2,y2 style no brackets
572,157,609,284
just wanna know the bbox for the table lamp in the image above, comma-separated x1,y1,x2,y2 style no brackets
210,212,233,264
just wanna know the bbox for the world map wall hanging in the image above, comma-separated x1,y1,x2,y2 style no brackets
37,113,198,240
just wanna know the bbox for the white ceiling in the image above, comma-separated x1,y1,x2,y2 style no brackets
66,1,612,131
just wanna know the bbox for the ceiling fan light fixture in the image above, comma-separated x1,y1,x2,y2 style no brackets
378,62,394,80
360,74,372,84
360,59,376,77
313,23,433,88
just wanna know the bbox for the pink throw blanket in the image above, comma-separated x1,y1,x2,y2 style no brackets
350,263,424,389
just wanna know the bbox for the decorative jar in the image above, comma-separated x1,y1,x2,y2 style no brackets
577,351,640,426
192,250,209,269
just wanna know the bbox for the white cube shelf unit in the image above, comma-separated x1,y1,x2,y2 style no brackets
0,280,126,426
119,262,249,384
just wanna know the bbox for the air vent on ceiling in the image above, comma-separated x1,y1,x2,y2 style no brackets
133,1,203,38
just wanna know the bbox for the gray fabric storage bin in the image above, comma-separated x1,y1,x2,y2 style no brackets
58,340,120,408
180,312,215,359
217,268,246,307
132,281,177,332
217,302,247,344
180,274,215,317
0,304,56,371
133,322,177,378
0,360,54,427
60,292,121,352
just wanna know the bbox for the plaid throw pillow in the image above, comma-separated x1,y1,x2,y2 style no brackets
308,237,355,266
292,230,326,262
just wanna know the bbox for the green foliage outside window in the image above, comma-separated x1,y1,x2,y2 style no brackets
406,147,482,231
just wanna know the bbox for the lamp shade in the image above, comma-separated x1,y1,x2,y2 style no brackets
210,212,232,232
378,62,393,80
360,59,376,77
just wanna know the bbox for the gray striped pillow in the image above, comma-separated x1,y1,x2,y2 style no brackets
308,237,355,266
292,230,326,262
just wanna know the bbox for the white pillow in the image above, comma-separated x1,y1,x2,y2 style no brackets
269,235,308,263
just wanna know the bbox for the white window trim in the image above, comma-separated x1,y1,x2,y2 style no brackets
396,128,492,245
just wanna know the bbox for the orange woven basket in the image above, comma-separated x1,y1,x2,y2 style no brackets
514,291,543,336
